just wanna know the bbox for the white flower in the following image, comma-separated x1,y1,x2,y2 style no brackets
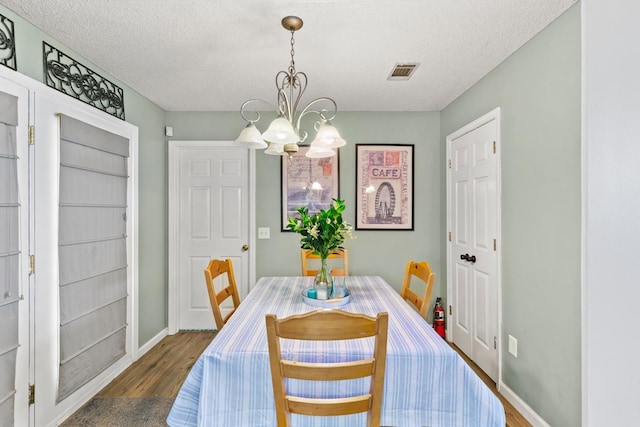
308,224,319,238
340,223,355,239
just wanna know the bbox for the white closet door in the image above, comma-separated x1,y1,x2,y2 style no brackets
447,108,501,383
33,90,138,427
0,72,30,427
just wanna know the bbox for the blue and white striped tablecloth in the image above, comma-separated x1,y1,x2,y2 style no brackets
167,276,505,426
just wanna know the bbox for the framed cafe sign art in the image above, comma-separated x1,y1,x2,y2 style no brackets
355,144,414,230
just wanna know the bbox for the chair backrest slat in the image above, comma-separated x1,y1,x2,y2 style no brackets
287,395,371,417
281,359,376,381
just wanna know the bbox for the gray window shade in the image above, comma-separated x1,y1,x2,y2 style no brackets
0,94,18,127
0,92,19,425
57,114,129,402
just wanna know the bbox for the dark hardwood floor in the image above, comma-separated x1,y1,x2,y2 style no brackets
77,331,530,426
98,331,217,398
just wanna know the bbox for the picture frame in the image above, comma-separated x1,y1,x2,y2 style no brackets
281,147,340,231
355,144,414,230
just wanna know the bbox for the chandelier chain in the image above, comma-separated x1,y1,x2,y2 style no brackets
289,30,296,74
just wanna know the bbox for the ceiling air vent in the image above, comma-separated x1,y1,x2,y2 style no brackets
387,63,420,81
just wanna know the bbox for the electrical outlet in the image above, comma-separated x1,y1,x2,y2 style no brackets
508,335,518,358
258,227,270,239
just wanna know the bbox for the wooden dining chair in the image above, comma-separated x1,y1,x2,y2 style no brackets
400,260,435,319
300,248,349,276
265,309,389,427
204,258,241,330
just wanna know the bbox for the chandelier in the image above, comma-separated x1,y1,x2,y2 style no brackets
235,16,345,158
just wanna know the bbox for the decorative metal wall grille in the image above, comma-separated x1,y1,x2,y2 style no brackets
43,42,125,120
0,14,17,70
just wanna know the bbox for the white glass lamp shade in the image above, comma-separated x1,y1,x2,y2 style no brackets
235,123,268,148
310,122,346,148
262,115,300,145
264,142,285,155
305,144,336,158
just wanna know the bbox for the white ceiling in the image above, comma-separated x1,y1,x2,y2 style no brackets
2,0,576,112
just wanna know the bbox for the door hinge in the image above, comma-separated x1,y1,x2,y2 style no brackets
448,159,451,168
449,305,452,316
29,384,35,405
448,231,451,242
493,140,496,154
493,239,497,251
28,125,35,145
494,336,497,350
28,255,35,275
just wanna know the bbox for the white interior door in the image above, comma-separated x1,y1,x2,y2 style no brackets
447,109,501,382
33,91,138,427
171,142,251,330
0,71,31,427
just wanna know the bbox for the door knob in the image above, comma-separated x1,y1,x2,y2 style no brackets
460,253,476,263
241,244,249,252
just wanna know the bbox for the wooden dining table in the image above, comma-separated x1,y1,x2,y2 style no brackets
167,276,506,426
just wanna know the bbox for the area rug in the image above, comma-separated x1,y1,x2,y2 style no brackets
61,397,173,427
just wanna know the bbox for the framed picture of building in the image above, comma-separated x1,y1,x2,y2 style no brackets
281,147,340,231
355,144,414,230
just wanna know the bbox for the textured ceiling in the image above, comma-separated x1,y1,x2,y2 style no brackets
2,0,576,111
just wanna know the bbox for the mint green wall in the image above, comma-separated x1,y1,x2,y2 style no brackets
1,5,168,346
441,5,581,426
166,111,443,296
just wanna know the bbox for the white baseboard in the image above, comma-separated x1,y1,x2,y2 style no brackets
136,327,169,360
499,381,550,427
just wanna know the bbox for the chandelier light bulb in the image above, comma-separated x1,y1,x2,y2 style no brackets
262,115,300,146
310,122,346,148
235,123,268,148
264,142,285,155
306,145,336,158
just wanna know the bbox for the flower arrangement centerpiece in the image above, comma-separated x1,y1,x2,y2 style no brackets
287,198,354,296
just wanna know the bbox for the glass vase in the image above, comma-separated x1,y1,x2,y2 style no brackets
313,257,332,300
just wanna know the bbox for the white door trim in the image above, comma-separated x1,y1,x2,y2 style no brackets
167,140,256,334
446,107,502,388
